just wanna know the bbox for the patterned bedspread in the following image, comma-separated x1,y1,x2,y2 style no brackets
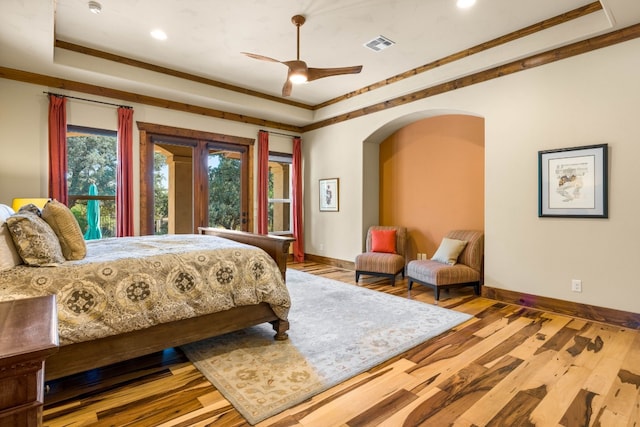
0,234,290,345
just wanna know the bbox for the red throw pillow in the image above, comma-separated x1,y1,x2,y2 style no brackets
371,229,397,254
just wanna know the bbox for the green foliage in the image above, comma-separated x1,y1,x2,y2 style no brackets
153,153,169,234
208,154,241,230
268,166,274,230
67,135,116,195
70,204,88,234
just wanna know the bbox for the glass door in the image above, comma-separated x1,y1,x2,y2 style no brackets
138,123,253,235
153,143,194,234
207,143,249,231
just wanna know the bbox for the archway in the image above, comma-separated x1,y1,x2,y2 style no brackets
362,110,485,259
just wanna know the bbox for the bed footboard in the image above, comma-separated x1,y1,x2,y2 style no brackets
45,302,286,382
199,227,295,281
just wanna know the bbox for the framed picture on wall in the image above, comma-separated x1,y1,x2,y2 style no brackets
538,143,608,218
319,178,339,212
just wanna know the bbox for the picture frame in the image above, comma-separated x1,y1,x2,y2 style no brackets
538,144,608,218
319,178,339,212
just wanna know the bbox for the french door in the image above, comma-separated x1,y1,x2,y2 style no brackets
138,122,254,235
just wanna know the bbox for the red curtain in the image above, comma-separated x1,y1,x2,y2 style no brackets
292,137,304,262
116,107,134,237
257,131,269,234
48,95,68,205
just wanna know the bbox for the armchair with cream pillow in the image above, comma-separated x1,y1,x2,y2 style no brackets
407,230,484,302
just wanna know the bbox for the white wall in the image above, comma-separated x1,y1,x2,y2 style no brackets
302,38,640,314
0,81,49,198
1,38,639,314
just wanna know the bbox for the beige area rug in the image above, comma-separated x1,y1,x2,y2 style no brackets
181,269,472,425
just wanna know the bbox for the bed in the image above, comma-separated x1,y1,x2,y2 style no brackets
0,225,293,381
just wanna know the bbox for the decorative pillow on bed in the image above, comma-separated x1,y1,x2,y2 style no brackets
370,229,397,253
42,199,86,260
6,210,65,266
0,204,22,271
431,237,467,265
19,203,43,216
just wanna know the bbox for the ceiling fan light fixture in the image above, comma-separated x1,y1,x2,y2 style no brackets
289,73,307,84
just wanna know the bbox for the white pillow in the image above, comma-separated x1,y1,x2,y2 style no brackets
431,237,467,265
0,204,22,271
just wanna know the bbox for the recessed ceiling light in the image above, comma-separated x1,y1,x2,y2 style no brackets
457,0,476,9
150,29,168,41
88,1,102,14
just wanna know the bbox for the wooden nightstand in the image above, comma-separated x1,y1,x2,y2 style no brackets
0,295,58,427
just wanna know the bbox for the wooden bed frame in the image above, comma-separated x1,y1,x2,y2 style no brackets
44,230,294,381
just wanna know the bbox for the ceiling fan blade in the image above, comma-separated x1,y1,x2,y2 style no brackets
282,79,292,97
307,65,363,82
241,52,282,63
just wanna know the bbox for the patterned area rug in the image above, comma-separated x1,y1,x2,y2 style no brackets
181,269,472,425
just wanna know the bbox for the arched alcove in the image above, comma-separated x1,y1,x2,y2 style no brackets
362,111,484,258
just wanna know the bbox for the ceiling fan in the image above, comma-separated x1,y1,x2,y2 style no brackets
242,14,363,97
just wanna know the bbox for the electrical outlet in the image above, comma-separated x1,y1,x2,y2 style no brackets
319,243,324,251
571,279,582,292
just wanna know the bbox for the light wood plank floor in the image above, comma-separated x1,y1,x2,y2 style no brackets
43,261,640,426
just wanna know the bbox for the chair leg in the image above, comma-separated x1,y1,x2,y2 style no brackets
408,278,413,290
435,287,440,301
390,275,395,287
355,271,360,282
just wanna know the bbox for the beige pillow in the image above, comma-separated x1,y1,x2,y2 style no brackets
431,237,467,265
6,211,65,266
0,204,22,270
42,199,87,260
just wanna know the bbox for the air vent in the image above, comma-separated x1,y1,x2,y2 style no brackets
364,35,395,52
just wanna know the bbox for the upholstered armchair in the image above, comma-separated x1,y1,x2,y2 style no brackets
407,230,484,302
355,226,407,286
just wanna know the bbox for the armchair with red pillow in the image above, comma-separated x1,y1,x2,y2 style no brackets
355,225,407,286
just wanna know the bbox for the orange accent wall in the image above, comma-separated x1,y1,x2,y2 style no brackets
379,114,484,259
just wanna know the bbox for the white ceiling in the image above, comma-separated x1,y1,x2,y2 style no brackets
2,1,640,116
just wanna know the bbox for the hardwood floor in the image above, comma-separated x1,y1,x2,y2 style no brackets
43,262,640,426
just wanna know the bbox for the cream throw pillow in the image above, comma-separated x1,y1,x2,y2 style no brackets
41,199,87,260
431,237,467,265
0,204,22,270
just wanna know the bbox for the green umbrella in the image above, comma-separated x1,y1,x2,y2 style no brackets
84,183,102,240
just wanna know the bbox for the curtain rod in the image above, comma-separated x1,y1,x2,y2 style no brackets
260,129,300,138
43,91,132,109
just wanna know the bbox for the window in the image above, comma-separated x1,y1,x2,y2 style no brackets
66,125,117,238
268,152,292,234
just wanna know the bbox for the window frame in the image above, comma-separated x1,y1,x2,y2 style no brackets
66,124,118,238
268,151,293,235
